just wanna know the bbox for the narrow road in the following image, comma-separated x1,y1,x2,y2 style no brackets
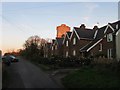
0,62,2,89
4,57,61,88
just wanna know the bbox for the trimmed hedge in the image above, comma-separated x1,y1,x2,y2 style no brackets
27,55,92,68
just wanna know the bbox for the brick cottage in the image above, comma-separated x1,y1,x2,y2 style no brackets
44,20,120,61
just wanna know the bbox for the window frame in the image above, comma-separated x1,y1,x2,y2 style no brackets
107,33,113,42
52,46,54,50
107,48,112,59
66,40,68,47
55,45,57,50
99,43,102,52
66,51,68,57
73,37,76,45
73,50,76,56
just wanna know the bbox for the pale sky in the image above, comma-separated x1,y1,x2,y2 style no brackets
1,1,118,54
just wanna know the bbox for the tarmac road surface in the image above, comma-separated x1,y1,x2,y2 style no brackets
3,57,61,88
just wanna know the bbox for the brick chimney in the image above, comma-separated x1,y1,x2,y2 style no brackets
93,25,98,30
80,24,86,29
56,24,70,38
52,39,55,44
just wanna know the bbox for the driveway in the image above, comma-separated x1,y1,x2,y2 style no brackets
3,57,62,88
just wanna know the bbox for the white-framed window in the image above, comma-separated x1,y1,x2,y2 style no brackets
73,38,76,45
116,24,118,29
107,33,113,42
73,50,76,56
107,49,112,59
52,46,54,50
104,35,106,37
55,45,57,50
66,51,68,57
66,40,68,47
99,43,102,52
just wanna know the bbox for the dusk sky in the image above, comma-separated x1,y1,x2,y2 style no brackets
1,1,118,54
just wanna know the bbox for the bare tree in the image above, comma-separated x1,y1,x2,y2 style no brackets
22,35,51,58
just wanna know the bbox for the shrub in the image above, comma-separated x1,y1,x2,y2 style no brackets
92,57,115,65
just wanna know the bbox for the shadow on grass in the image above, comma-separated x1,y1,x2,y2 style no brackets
62,66,120,88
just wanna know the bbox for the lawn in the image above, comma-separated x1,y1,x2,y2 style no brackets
62,66,120,88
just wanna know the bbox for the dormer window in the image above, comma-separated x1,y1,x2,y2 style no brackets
73,38,76,45
107,33,113,42
66,40,68,47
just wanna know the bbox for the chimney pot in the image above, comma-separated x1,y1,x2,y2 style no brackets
80,24,86,29
93,25,98,30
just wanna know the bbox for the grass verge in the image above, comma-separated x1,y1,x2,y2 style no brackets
30,60,53,71
62,66,120,88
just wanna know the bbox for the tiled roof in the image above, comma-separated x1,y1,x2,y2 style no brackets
67,32,72,38
79,26,106,52
56,38,64,47
80,39,101,52
109,20,120,29
80,20,120,52
95,26,107,39
108,20,120,33
74,27,96,40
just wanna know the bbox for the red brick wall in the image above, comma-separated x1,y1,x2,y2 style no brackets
56,24,70,38
63,37,70,57
90,36,114,58
69,31,91,57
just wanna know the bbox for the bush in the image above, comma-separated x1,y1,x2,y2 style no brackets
92,57,115,64
95,52,107,58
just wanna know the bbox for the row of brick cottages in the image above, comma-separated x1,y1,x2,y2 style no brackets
44,20,120,60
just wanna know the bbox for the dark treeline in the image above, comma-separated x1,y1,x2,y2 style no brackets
19,35,48,60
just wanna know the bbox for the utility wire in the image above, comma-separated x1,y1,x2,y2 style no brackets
3,3,70,13
0,14,40,34
0,14,32,35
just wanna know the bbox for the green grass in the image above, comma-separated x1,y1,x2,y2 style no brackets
37,64,51,71
62,66,120,88
30,60,51,71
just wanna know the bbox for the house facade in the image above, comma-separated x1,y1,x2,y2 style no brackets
62,32,72,57
69,25,95,58
44,20,120,60
50,38,64,57
54,38,64,56
80,20,120,60
116,30,120,60
51,39,56,56
109,21,120,60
